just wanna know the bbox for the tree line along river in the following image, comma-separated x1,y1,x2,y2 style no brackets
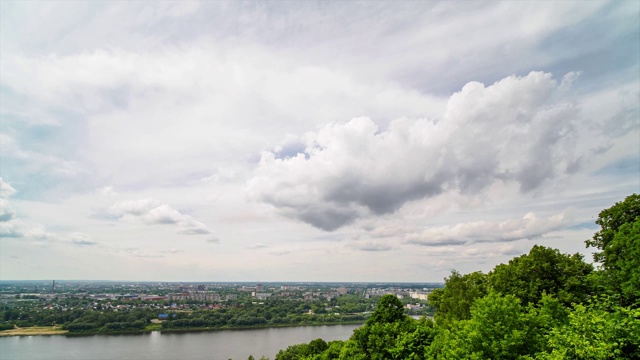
0,324,361,360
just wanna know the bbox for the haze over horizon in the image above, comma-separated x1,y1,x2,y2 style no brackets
0,1,638,282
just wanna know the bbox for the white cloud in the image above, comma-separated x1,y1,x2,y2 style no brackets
69,232,97,246
108,198,212,235
248,72,621,231
347,241,395,252
406,212,570,246
0,178,16,198
0,217,61,243
0,199,15,222
0,219,22,238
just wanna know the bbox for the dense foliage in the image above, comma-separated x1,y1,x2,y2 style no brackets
0,301,158,332
270,194,640,360
0,297,369,334
160,300,367,330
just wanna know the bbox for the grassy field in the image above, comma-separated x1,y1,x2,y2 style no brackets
144,323,163,331
0,326,68,336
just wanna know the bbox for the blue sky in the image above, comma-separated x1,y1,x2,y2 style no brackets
0,1,638,281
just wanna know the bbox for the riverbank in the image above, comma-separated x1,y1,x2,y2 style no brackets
0,320,364,337
157,320,365,334
0,326,68,337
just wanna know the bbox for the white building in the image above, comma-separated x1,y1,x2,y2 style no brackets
409,292,429,301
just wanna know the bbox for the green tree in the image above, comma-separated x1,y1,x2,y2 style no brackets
366,294,406,325
276,339,329,360
542,300,640,359
429,270,488,326
318,341,344,360
489,245,593,306
307,339,328,355
275,344,310,360
345,295,416,360
586,194,640,306
338,340,367,360
586,194,639,263
389,317,438,360
608,220,640,306
431,292,543,359
352,320,417,360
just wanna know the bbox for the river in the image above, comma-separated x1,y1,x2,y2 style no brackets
0,324,361,360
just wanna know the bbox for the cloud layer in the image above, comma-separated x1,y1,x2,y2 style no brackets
406,212,569,246
0,1,637,281
248,72,603,231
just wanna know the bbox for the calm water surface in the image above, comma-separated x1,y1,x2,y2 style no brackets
0,324,360,360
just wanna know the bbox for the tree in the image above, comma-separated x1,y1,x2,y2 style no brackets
543,300,640,359
389,317,438,360
430,292,544,359
608,220,640,306
275,344,310,360
366,294,405,325
351,320,417,360
343,295,416,360
586,194,639,263
315,340,343,360
586,194,640,306
307,339,328,355
338,340,367,360
275,339,328,360
489,245,593,306
429,270,488,326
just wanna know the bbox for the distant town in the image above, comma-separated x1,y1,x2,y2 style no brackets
0,280,441,336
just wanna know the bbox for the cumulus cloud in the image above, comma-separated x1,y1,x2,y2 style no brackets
0,199,15,222
108,198,211,235
248,72,611,231
406,212,569,246
347,241,395,252
0,220,22,238
0,179,23,237
0,222,59,242
69,232,97,246
0,178,17,198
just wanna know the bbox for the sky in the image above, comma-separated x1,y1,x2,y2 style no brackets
0,1,638,282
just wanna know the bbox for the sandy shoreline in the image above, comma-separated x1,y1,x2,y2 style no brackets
0,326,68,337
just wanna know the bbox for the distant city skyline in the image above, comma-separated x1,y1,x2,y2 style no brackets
0,1,638,282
